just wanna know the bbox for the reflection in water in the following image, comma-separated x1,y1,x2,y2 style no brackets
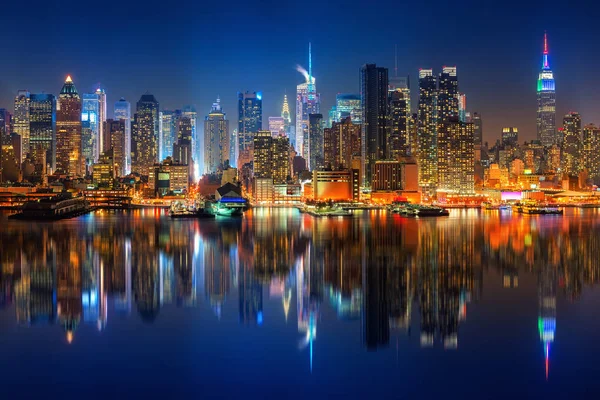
2,208,600,379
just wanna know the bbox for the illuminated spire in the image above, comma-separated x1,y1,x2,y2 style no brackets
542,32,550,70
308,42,312,85
65,75,73,83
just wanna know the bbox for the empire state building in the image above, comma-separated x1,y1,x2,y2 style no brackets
536,32,557,148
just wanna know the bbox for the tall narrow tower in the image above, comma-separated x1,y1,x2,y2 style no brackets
56,75,83,177
537,32,556,147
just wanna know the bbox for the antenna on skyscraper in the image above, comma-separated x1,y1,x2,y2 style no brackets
308,42,312,84
395,44,398,78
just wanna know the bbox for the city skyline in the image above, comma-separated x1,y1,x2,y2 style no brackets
0,2,598,144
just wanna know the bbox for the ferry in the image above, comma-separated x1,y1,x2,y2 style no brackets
393,203,449,217
10,192,91,220
169,201,214,219
520,205,563,215
302,204,352,217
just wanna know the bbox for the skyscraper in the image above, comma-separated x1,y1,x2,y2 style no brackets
296,43,321,159
472,112,483,147
561,112,581,176
204,98,229,174
336,94,362,124
237,91,263,158
501,127,519,148
281,94,291,138
582,124,600,183
437,117,475,194
56,76,83,177
29,94,56,172
388,88,410,159
82,93,100,167
537,32,557,147
438,66,459,122
253,131,273,179
104,119,126,177
324,117,361,170
268,117,285,137
173,116,192,165
96,87,107,154
308,113,324,171
417,69,437,193
182,105,198,176
360,64,389,187
132,93,159,176
13,90,30,162
114,98,131,174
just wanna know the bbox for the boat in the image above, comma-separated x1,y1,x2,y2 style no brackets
9,192,92,220
518,203,563,215
412,205,450,217
498,204,512,211
303,203,352,217
169,201,215,219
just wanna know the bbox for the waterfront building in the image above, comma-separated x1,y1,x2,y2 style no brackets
372,160,402,191
204,98,230,174
114,98,131,174
417,69,437,193
238,91,262,158
336,94,362,124
13,90,30,162
323,117,361,171
149,157,189,195
360,64,389,187
308,113,324,171
582,124,600,183
29,93,56,173
92,149,114,188
561,112,581,176
131,93,159,176
537,32,557,147
437,117,475,194
56,76,83,177
104,119,126,177
311,169,359,201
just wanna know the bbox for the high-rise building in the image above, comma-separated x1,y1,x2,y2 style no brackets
438,66,459,122
561,112,581,176
388,88,410,159
327,106,337,128
204,98,229,174
268,116,285,137
182,105,198,177
238,91,263,158
437,117,475,194
472,112,483,146
56,76,83,177
502,127,519,148
417,69,437,193
272,135,290,184
29,94,56,172
458,93,467,122
13,90,30,162
582,124,600,183
537,33,557,147
81,93,100,167
132,93,159,176
336,94,362,124
104,119,126,177
253,131,273,179
281,94,291,139
360,64,389,187
96,88,107,154
308,113,324,171
324,117,361,171
173,116,192,165
296,43,321,158
114,98,131,174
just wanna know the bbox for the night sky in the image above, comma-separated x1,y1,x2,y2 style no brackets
0,0,598,143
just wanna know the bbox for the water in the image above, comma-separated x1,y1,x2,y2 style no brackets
1,208,600,398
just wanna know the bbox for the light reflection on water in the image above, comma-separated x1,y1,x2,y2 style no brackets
1,208,600,397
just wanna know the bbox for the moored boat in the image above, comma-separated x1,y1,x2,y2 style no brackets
9,192,91,220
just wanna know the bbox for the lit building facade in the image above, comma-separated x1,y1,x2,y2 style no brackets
204,98,229,174
29,93,56,171
308,113,324,171
56,76,83,177
360,64,389,187
104,119,126,177
281,94,291,139
296,43,320,159
502,127,519,148
132,93,159,176
324,117,361,171
417,69,437,193
537,33,557,147
268,116,285,137
388,88,410,159
159,110,174,161
81,93,100,167
437,66,459,122
13,90,30,162
238,91,262,159
582,124,600,183
437,117,475,194
173,116,192,165
561,112,581,176
336,93,361,124
114,98,131,174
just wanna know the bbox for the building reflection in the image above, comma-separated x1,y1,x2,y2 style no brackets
1,209,600,375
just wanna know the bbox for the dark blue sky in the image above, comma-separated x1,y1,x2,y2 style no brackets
0,0,598,142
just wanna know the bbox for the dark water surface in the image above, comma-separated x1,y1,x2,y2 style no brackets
1,208,600,399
